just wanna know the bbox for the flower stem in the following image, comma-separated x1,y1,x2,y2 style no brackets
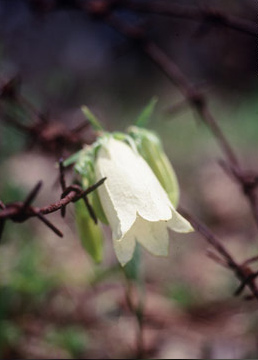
124,279,145,359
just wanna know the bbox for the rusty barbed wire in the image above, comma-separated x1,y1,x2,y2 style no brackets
91,3,258,228
86,1,258,300
0,77,91,155
0,0,258,302
0,170,106,240
180,208,258,301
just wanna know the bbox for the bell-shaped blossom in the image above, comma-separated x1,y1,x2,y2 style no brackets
95,137,193,266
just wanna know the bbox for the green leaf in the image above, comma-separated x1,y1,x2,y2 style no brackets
81,105,104,132
135,97,158,128
75,199,103,263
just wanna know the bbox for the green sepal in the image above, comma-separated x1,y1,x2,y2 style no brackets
75,199,103,264
135,97,158,128
81,106,104,132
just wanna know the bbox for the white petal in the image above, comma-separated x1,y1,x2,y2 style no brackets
133,216,169,257
168,209,193,233
113,233,136,266
95,138,172,240
94,137,193,266
135,155,172,222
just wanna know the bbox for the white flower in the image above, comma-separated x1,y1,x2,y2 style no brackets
95,137,193,266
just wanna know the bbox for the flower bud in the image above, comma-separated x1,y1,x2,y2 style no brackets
75,199,103,263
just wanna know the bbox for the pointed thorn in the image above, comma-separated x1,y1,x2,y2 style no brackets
61,206,66,218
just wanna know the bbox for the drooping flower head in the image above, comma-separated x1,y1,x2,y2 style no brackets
65,106,193,266
95,136,193,266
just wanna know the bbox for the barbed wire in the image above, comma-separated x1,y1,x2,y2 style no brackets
0,77,91,154
1,0,258,301
0,168,106,240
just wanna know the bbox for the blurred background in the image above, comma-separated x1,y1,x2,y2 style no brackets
0,0,258,358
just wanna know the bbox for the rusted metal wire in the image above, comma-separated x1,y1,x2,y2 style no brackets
0,0,258,302
180,208,258,301
0,177,106,240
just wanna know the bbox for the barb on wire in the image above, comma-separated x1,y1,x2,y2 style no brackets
0,175,106,240
0,78,91,154
234,271,258,297
59,158,67,217
0,0,257,308
22,181,43,210
242,256,258,268
219,160,258,229
96,6,258,230
179,208,258,301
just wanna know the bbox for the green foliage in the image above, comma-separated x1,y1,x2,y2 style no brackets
46,326,88,358
0,320,21,357
0,238,55,356
11,241,54,298
167,283,199,309
75,199,104,263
